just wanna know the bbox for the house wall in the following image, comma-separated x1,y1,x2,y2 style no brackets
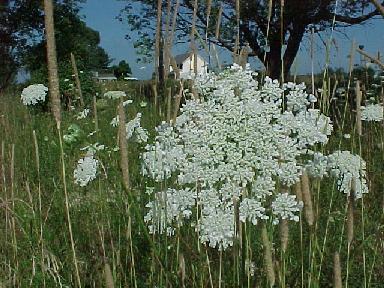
170,54,207,79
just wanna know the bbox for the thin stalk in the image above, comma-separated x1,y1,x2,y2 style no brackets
57,126,82,288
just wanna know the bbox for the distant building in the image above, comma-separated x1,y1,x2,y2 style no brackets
92,71,117,82
170,52,208,79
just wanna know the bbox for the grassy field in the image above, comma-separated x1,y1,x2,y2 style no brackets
1,77,384,287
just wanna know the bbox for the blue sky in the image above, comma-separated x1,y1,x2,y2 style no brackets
81,0,384,80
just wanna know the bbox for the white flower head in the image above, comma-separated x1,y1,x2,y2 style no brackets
361,104,383,122
76,108,90,120
74,154,98,187
104,90,126,99
271,193,303,224
21,84,48,105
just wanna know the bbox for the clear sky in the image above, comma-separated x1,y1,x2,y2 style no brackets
81,0,384,80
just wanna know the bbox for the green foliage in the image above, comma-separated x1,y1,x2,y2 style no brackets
121,0,380,78
29,60,100,108
2,78,384,286
111,60,132,79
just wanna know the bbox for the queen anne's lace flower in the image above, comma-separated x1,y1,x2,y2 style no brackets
74,154,98,187
327,151,368,199
125,113,148,143
361,104,383,122
141,64,364,250
21,84,48,105
104,90,126,99
76,108,90,120
239,198,269,225
271,193,303,224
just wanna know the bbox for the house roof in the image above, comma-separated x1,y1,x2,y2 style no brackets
174,53,192,65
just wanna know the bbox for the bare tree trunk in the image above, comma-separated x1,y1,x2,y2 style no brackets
43,0,61,126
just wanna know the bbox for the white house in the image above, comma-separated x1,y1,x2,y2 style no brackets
170,52,208,79
91,71,117,82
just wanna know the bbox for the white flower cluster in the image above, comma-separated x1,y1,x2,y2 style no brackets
271,193,303,224
74,154,98,187
307,151,368,199
21,84,48,106
144,188,195,236
327,151,368,199
76,108,90,120
110,115,119,127
361,104,383,122
142,65,334,250
104,90,126,99
125,113,148,143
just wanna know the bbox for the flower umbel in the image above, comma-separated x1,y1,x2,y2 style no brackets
21,84,48,106
74,154,98,187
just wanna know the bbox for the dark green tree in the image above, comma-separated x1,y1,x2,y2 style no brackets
0,0,110,91
121,0,382,80
113,60,132,79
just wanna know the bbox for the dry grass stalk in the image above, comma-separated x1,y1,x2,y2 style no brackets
261,224,275,287
347,179,356,245
178,253,186,287
166,87,172,123
205,0,212,44
172,81,184,124
370,0,384,17
212,5,223,70
152,84,158,110
232,0,240,64
333,252,342,288
154,0,162,82
165,0,180,78
356,80,362,137
104,262,115,288
118,100,130,191
70,53,84,107
301,170,315,226
93,95,98,134
294,180,303,202
170,55,180,79
280,219,289,253
191,0,198,75
163,0,172,78
356,48,384,70
44,0,61,125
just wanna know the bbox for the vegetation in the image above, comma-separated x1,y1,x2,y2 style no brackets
1,0,384,287
121,0,382,79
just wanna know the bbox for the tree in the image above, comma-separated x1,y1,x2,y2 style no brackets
121,0,383,80
0,0,42,91
24,1,110,75
113,60,132,79
0,0,110,92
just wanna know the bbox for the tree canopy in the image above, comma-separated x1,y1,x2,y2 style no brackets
0,0,110,90
112,60,132,79
121,0,383,80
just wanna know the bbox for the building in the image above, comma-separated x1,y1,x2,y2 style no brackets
170,52,208,79
91,71,117,82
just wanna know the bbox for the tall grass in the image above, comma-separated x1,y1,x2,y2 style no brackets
1,67,384,287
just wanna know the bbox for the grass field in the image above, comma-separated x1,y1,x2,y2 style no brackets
1,74,384,287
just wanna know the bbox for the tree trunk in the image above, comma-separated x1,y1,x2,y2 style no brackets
264,24,306,81
44,0,61,125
